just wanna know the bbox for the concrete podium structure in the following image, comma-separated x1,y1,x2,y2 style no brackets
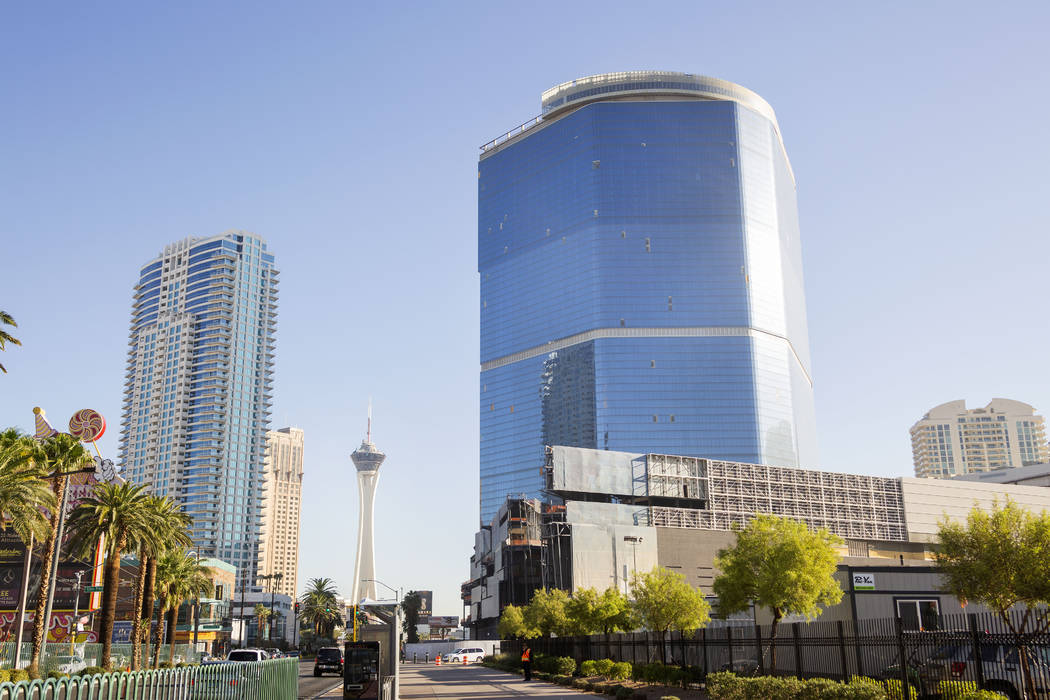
350,420,386,604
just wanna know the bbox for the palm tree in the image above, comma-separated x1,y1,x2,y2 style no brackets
0,311,21,374
0,430,54,545
65,481,153,671
26,434,94,678
152,550,211,668
254,604,272,642
300,578,341,638
132,496,190,670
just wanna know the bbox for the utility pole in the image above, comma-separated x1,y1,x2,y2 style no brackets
11,533,33,668
239,572,248,648
69,570,84,655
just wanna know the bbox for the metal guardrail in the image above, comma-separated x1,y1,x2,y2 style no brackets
0,657,298,700
479,115,543,153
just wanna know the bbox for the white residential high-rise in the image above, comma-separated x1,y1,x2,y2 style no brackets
350,417,385,604
910,399,1049,478
258,427,304,599
119,231,278,581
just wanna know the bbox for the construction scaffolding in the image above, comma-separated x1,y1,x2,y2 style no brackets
646,456,907,542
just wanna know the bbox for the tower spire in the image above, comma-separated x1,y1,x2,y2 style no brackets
367,397,372,443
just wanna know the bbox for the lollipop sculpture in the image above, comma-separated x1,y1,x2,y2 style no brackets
68,409,106,446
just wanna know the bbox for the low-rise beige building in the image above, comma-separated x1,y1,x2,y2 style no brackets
257,427,304,599
910,398,1048,478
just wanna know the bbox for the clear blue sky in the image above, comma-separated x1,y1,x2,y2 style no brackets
2,2,1048,617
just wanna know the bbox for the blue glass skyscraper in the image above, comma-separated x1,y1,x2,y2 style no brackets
120,231,278,582
479,72,817,523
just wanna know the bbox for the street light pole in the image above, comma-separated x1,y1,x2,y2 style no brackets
192,551,201,652
69,570,83,656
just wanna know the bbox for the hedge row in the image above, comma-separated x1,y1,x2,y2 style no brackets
706,672,1004,700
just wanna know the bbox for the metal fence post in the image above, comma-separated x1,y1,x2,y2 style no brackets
755,624,764,675
968,613,986,689
853,619,864,678
726,625,734,674
792,623,802,680
701,627,707,676
895,615,910,699
837,620,849,681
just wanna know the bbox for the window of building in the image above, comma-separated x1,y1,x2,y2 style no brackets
896,599,940,631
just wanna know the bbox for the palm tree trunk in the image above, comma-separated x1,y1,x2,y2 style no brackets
130,558,147,670
27,474,67,677
138,556,157,669
166,606,178,664
151,600,165,669
99,538,124,670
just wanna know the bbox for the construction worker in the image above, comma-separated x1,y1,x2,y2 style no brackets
521,645,532,681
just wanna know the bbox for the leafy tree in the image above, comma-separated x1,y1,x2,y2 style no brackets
0,310,21,374
401,591,422,643
0,429,55,545
566,586,636,635
66,481,154,670
26,434,94,678
714,514,843,670
497,604,537,639
524,587,571,637
936,499,1050,699
630,566,711,663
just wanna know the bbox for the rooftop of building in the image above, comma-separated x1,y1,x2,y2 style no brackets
480,70,785,161
951,461,1050,484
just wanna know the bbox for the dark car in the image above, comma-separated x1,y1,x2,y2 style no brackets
314,647,344,677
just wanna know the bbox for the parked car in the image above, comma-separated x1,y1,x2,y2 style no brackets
314,646,344,676
917,642,1050,700
227,648,271,662
445,647,486,664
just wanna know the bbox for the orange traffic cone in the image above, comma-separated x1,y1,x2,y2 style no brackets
463,655,467,666
435,655,441,666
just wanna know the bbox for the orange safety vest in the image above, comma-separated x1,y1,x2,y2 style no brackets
521,649,531,662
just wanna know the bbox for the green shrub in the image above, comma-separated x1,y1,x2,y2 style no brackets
661,697,682,700
614,686,632,699
610,662,632,681
962,692,1014,700
882,679,918,700
798,677,841,699
10,669,31,683
553,674,572,685
572,678,590,689
46,670,70,680
706,671,745,700
595,658,615,676
0,669,11,684
158,661,173,669
555,656,577,675
843,677,888,700
938,680,978,699
581,660,598,676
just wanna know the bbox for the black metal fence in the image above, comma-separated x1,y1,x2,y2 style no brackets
501,610,1050,698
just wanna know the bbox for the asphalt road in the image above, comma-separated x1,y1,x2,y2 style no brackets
297,659,344,699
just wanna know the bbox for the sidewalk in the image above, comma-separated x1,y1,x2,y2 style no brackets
399,663,591,698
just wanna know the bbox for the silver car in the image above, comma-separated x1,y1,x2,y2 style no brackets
918,642,1050,700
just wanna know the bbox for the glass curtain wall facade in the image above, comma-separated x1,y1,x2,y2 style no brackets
120,231,278,581
479,72,817,523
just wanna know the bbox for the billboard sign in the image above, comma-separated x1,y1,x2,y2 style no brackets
412,590,432,618
427,616,459,629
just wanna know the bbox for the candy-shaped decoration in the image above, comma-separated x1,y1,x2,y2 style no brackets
68,409,106,443
33,407,59,439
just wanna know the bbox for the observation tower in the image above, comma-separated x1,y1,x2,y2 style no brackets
350,410,385,603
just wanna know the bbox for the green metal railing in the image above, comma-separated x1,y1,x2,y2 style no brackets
0,642,201,674
0,657,298,699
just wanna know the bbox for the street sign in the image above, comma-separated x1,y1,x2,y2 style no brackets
84,585,104,593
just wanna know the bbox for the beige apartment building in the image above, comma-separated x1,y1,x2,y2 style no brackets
910,398,1048,478
258,427,304,599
